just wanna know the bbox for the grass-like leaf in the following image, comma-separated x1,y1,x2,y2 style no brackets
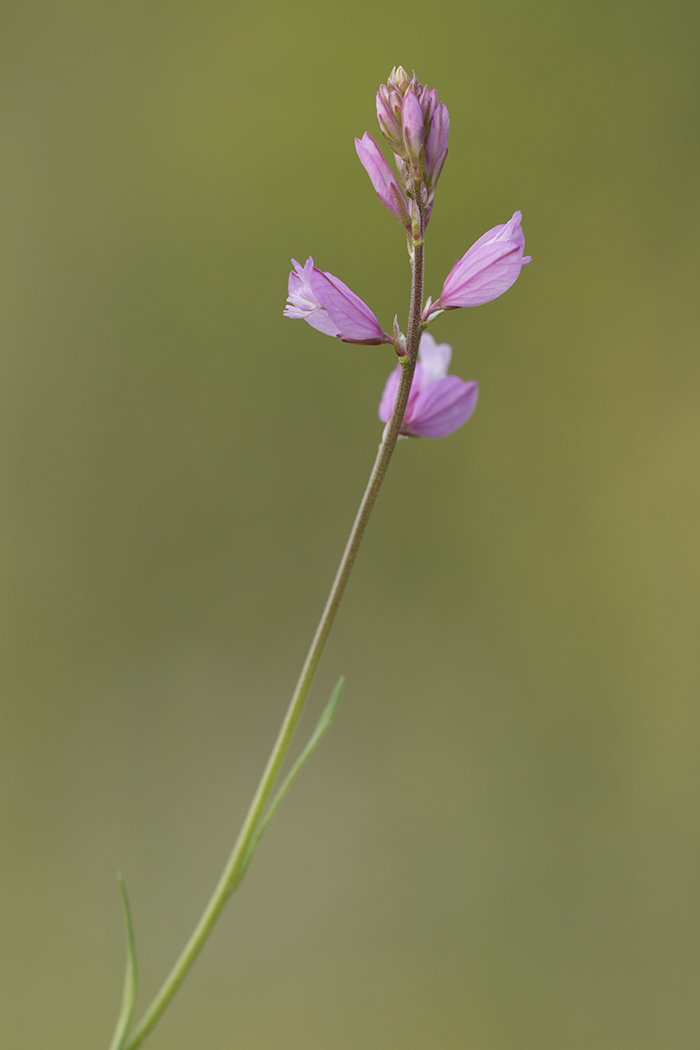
237,676,344,880
107,874,138,1050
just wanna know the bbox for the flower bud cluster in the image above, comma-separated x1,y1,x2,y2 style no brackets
377,67,449,185
355,66,449,231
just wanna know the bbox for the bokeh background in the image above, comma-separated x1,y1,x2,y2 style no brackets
1,1,699,1047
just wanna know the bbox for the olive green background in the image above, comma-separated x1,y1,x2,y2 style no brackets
1,1,699,1047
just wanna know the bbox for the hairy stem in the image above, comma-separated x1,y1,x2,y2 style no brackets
120,216,426,1050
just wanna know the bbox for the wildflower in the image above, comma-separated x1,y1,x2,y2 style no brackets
427,212,531,316
354,133,411,228
378,333,478,438
284,257,392,345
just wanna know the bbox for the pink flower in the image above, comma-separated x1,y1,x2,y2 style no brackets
428,211,531,315
354,133,411,228
284,257,392,345
378,333,478,439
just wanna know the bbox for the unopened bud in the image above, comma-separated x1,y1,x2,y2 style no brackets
418,85,438,127
387,65,412,95
355,133,411,228
376,85,404,154
424,101,450,190
393,316,408,357
401,89,425,173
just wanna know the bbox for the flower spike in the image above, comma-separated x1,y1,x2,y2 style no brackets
358,68,450,232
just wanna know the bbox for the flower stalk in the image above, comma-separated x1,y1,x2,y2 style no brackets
114,151,427,1050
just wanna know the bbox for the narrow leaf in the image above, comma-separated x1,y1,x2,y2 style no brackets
107,874,138,1050
238,677,344,879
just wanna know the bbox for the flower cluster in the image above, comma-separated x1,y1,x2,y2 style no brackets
355,66,449,230
284,67,532,441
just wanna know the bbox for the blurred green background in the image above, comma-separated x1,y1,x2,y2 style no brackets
1,0,699,1047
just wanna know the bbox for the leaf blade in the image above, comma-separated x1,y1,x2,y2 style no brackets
236,676,344,882
107,874,138,1050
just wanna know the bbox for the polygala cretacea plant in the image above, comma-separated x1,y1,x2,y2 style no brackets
107,66,531,1050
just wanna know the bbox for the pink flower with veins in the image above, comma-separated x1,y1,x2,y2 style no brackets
379,333,479,439
427,211,531,316
284,257,392,345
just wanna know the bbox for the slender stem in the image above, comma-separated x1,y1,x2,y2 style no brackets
121,212,426,1050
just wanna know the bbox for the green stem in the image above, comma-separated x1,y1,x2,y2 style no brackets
120,218,426,1050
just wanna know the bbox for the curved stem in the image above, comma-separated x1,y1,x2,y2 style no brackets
121,224,426,1050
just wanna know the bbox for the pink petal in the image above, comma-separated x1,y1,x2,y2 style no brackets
406,377,479,438
301,308,343,338
309,268,386,344
439,241,525,308
283,257,343,337
468,210,525,254
417,333,452,383
401,89,425,168
378,365,401,422
424,102,449,188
